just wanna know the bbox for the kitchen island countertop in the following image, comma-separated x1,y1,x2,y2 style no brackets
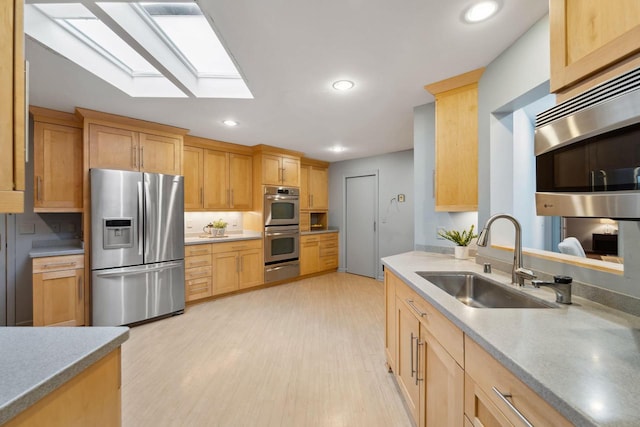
0,327,129,425
383,251,640,427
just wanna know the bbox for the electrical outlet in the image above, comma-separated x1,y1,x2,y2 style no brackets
398,194,405,202
436,227,446,239
186,220,193,229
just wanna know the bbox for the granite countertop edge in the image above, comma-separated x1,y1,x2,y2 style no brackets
184,232,262,245
301,229,339,235
0,328,129,425
29,245,85,258
382,251,640,427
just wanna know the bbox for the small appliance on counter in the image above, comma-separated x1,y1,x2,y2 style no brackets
90,169,185,326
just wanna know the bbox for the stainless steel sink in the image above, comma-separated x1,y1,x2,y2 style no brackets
415,271,555,308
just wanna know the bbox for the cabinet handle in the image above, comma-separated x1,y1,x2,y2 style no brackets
36,176,42,201
200,188,203,204
406,299,427,317
239,255,243,272
189,249,209,255
281,167,286,182
188,260,209,267
230,189,234,207
140,146,144,168
492,387,534,427
132,147,136,168
410,332,417,378
416,340,424,385
44,262,76,269
77,274,83,301
310,194,313,207
226,189,230,206
236,256,240,273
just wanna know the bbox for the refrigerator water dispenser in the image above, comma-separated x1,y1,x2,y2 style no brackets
103,218,134,249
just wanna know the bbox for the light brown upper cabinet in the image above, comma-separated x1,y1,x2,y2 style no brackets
78,108,187,176
0,0,25,213
253,145,301,187
31,107,83,212
300,158,329,210
550,0,640,100
183,136,253,211
425,68,484,212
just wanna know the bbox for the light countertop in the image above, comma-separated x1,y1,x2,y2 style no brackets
0,327,129,425
184,231,262,245
301,229,338,235
382,251,640,427
29,240,84,258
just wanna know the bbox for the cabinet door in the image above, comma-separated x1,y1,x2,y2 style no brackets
300,237,320,275
33,122,83,211
261,154,283,185
33,269,84,326
212,251,239,295
229,153,252,210
300,165,310,209
139,132,182,175
89,124,138,171
309,167,328,209
282,157,300,187
203,150,229,209
396,297,421,425
550,0,640,93
0,0,24,213
422,327,464,427
434,85,478,212
384,270,397,372
464,373,512,427
183,146,204,210
238,248,263,289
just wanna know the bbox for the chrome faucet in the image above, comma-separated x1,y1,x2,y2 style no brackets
476,213,536,286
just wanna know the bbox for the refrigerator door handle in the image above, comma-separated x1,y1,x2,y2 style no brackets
137,181,144,256
94,261,184,278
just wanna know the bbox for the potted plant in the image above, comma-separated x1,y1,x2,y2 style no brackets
438,225,478,259
211,218,227,237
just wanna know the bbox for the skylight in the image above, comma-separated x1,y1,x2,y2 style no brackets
25,1,252,98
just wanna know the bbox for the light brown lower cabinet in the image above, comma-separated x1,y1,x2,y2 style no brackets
386,270,572,427
185,240,263,302
300,233,338,276
4,348,122,427
32,255,85,326
464,336,572,427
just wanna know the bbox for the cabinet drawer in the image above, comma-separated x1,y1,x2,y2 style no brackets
210,239,262,254
319,246,338,257
185,244,212,257
185,254,211,269
33,255,84,273
395,279,463,365
185,266,211,280
319,256,338,269
465,336,572,427
186,277,212,302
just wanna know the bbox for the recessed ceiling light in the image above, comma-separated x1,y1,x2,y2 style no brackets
332,80,355,91
222,119,238,127
463,1,500,23
329,145,346,153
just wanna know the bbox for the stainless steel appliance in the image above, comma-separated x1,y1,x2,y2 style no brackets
263,186,300,282
90,169,185,326
535,66,640,219
264,186,299,226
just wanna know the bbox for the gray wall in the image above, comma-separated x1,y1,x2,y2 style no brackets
328,150,414,280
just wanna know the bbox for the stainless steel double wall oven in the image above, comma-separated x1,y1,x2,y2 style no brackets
263,186,300,282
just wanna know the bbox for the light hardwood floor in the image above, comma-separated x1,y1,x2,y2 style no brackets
122,272,412,427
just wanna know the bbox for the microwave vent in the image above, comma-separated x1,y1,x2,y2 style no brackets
536,67,640,128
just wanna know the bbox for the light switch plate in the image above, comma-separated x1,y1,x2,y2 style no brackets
398,194,405,202
18,223,35,234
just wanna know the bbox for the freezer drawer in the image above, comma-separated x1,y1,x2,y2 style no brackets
92,260,185,326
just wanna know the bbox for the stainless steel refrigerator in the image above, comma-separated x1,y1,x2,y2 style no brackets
90,169,185,326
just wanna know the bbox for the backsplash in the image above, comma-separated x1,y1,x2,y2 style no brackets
184,212,243,235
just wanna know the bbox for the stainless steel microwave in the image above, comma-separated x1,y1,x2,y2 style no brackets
535,67,640,219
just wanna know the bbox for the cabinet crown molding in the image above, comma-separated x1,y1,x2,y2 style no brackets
76,107,189,136
30,106,82,128
252,144,304,158
424,67,485,95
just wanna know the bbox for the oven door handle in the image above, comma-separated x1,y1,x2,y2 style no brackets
265,195,298,201
266,231,299,237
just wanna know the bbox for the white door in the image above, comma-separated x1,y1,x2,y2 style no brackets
345,175,377,278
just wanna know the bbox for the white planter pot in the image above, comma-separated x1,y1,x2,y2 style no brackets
454,246,469,260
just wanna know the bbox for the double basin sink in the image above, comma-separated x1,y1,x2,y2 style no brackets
416,271,555,309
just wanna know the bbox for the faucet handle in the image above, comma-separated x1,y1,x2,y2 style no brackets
515,267,536,280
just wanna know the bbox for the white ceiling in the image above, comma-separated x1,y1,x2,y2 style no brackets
26,0,549,162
